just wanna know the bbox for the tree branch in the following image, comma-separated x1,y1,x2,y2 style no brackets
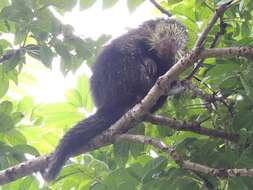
187,14,227,80
116,134,253,177
149,0,172,17
145,114,239,142
187,0,233,80
0,42,201,185
0,156,49,185
200,47,253,59
194,0,233,48
0,1,241,185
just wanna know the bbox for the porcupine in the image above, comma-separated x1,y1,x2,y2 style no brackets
43,18,188,181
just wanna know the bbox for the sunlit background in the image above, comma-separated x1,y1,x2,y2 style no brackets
10,1,159,103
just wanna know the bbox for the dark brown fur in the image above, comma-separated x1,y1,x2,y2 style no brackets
43,19,187,181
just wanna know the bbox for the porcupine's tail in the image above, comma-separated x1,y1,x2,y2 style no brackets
43,107,125,181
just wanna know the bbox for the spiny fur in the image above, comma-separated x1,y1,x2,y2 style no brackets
146,19,188,60
43,18,188,182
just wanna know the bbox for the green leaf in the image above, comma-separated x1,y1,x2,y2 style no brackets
39,45,54,68
17,176,39,190
36,102,83,128
127,0,144,12
240,73,253,100
3,50,23,71
0,6,32,23
54,40,71,61
127,163,144,182
6,69,19,84
233,109,253,130
142,157,168,184
0,113,14,132
13,144,40,156
0,76,9,99
65,89,82,107
54,40,72,73
80,0,96,10
96,34,111,47
14,24,27,44
129,126,145,157
0,100,13,114
228,177,249,190
103,168,138,190
90,183,107,190
48,0,78,10
5,129,27,145
31,8,62,37
12,112,24,123
241,21,251,38
0,39,12,54
76,75,94,112
167,0,184,4
17,96,34,113
113,140,130,166
0,0,9,12
102,0,118,9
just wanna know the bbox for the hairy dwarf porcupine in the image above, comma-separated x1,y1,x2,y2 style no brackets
43,18,188,181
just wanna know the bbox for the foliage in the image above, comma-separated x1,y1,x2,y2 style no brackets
0,0,253,189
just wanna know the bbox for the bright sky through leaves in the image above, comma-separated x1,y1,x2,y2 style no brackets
20,1,156,103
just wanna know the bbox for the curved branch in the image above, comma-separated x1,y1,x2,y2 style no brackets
0,1,240,185
145,114,239,142
117,134,253,177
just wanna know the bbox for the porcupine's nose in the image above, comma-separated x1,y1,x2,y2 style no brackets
157,37,179,60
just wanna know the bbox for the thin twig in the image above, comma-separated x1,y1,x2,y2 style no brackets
149,0,172,17
187,5,229,80
145,114,239,142
194,1,233,48
185,81,224,103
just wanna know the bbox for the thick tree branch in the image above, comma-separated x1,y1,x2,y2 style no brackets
117,134,253,177
0,134,114,185
0,1,244,185
145,114,239,142
0,156,49,185
0,43,201,185
3,44,249,184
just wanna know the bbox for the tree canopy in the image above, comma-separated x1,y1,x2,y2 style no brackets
1,0,253,189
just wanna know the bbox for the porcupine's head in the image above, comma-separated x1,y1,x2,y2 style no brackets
145,18,188,62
